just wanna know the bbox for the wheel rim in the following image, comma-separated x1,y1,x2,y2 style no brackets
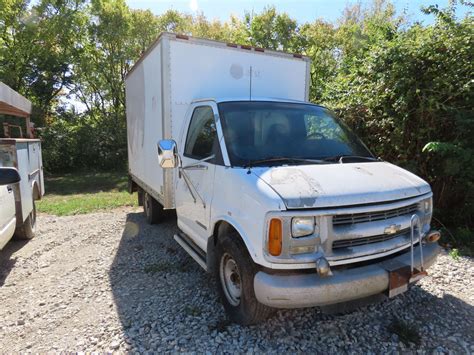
219,253,242,306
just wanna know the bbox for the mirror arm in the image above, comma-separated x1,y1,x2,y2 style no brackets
181,154,215,170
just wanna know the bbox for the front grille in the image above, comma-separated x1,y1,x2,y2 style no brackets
332,228,410,249
332,203,419,226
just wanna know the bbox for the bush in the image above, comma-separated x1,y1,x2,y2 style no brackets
325,7,473,230
40,113,127,173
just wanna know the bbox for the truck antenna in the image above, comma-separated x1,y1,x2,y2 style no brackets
249,66,252,101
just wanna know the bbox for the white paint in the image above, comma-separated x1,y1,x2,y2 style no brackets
0,185,16,250
252,162,431,209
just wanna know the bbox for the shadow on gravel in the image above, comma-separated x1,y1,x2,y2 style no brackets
109,213,474,353
0,239,29,286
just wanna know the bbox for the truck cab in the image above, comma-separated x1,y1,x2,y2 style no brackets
156,98,440,324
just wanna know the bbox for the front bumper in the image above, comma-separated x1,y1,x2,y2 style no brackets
254,242,440,308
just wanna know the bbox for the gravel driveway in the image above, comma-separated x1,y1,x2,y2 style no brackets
0,207,473,353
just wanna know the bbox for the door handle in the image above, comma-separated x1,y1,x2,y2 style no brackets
7,186,13,193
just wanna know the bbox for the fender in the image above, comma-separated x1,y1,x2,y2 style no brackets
207,214,259,270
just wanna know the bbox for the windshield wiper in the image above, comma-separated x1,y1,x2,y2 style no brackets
244,157,329,169
323,155,379,163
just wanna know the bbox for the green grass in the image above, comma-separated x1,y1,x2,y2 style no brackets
37,172,138,216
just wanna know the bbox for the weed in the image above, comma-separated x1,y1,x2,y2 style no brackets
209,319,231,332
184,305,202,317
177,261,193,273
388,318,421,346
449,248,460,261
143,262,172,274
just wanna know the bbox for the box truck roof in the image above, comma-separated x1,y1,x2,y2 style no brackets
126,32,310,80
192,97,308,104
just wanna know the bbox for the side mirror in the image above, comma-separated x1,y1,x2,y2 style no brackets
0,167,21,185
157,139,179,169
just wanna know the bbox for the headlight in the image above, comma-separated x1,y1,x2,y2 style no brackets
291,217,316,238
423,198,432,213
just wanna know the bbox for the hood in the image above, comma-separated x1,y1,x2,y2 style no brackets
252,162,431,209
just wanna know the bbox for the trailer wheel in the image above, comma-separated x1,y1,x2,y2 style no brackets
14,199,37,240
143,192,164,224
215,230,274,325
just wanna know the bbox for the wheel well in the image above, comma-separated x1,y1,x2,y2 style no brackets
207,220,240,273
32,182,41,200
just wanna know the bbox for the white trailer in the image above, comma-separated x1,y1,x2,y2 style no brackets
0,83,44,249
126,32,310,210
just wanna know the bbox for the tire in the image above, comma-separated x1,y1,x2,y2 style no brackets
137,188,144,206
215,229,274,325
143,192,164,224
14,199,37,240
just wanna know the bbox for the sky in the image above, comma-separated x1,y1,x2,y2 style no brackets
125,0,471,25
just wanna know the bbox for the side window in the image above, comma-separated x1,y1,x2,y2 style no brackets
184,106,217,160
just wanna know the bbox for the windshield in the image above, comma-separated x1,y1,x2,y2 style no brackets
217,101,374,167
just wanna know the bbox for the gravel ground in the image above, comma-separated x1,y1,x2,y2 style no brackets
0,207,473,353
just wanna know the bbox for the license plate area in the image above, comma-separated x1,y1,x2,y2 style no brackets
388,266,411,297
382,260,428,298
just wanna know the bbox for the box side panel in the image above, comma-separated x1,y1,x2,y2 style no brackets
126,60,146,182
38,142,44,196
15,143,32,223
126,41,166,204
26,141,43,197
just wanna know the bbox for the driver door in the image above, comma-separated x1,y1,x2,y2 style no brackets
175,103,222,250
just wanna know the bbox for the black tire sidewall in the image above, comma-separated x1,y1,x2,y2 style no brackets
14,199,36,240
143,192,152,223
143,192,163,225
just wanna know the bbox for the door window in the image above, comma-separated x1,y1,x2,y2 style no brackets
184,106,217,160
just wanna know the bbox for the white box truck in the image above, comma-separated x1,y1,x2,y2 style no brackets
126,33,440,324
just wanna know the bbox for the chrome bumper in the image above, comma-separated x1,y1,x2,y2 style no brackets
254,242,440,308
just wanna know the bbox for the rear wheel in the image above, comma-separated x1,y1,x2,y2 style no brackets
137,188,144,206
215,229,274,325
14,199,36,240
143,192,164,224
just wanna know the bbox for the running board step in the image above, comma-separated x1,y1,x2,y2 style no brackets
173,233,207,271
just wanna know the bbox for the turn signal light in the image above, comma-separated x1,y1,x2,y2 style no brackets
425,230,441,243
268,218,282,256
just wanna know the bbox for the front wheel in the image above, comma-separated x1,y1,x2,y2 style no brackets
215,230,274,325
14,199,37,240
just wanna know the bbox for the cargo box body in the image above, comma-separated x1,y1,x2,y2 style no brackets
0,139,44,223
125,32,311,209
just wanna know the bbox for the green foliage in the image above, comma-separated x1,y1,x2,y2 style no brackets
449,248,460,260
326,3,473,229
0,0,472,240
